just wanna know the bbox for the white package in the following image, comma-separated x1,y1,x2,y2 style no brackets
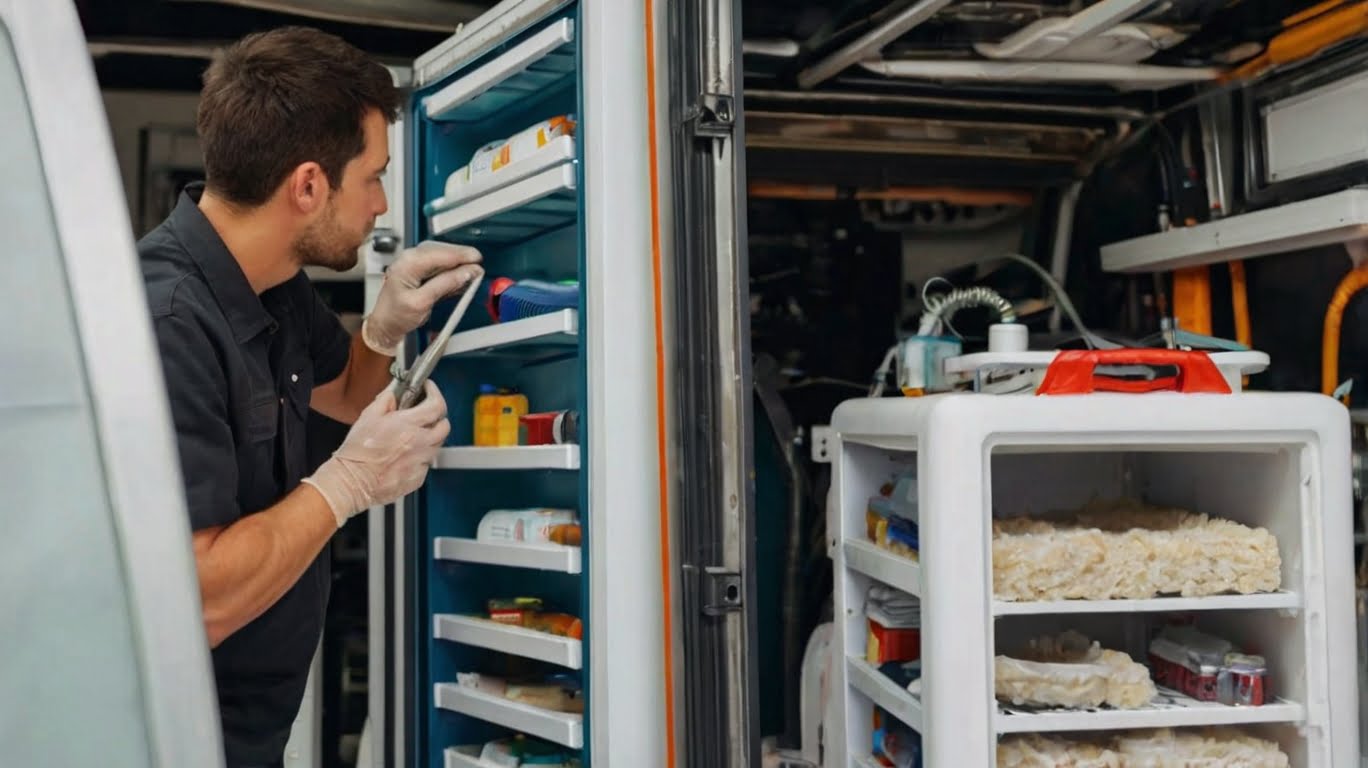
994,498,1282,602
996,631,1156,710
998,728,1290,768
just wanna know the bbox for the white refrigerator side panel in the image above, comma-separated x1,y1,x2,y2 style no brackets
582,0,669,763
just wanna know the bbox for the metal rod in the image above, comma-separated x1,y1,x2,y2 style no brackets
796,0,954,89
1049,181,1084,333
745,87,1146,120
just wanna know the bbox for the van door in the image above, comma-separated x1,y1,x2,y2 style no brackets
0,1,223,766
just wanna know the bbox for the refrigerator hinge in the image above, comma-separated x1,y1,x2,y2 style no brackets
686,92,735,139
700,566,743,615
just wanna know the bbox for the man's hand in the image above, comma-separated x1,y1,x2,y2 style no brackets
361,241,483,356
302,381,450,526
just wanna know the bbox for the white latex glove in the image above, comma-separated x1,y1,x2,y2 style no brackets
362,241,484,356
302,381,450,527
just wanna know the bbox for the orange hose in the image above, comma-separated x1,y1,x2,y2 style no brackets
1172,266,1213,336
1224,1,1368,82
1229,261,1251,388
642,0,678,764
1229,261,1251,348
1321,265,1368,399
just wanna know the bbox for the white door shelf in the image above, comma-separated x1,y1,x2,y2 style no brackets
1100,187,1368,273
435,682,583,749
442,308,578,360
434,614,582,669
992,591,1302,616
995,689,1307,734
843,539,920,598
435,445,580,471
425,135,577,220
429,163,578,246
434,537,581,574
424,19,576,123
846,657,923,734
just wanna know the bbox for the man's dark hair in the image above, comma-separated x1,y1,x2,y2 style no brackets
197,26,402,207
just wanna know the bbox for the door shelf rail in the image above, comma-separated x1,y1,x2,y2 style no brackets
434,537,582,574
435,682,583,749
434,614,582,669
441,308,578,360
843,539,920,598
424,18,577,124
429,163,577,246
434,445,580,471
847,657,922,734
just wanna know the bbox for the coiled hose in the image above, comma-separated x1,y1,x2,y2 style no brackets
917,286,1017,337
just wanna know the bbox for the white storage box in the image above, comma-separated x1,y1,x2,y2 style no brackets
828,356,1356,767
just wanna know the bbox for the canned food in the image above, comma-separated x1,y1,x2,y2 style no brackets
1217,653,1267,706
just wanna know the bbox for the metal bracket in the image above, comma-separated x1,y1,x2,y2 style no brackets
688,92,735,138
701,566,743,615
810,425,833,463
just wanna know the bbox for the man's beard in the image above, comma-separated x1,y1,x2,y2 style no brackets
294,203,365,271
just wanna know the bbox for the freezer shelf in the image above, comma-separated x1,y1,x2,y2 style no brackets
847,657,923,733
434,537,582,574
429,163,577,246
435,682,584,749
442,308,578,360
995,689,1306,734
435,445,580,471
434,615,582,669
424,18,576,123
992,591,1302,615
844,539,920,597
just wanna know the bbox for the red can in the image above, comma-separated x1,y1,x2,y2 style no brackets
1218,654,1267,706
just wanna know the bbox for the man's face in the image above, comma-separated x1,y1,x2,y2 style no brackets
294,109,390,271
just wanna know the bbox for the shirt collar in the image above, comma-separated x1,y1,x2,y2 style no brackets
172,183,278,343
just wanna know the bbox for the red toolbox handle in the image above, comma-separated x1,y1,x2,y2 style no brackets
1036,349,1232,395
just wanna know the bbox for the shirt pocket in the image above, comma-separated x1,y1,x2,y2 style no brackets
244,394,280,443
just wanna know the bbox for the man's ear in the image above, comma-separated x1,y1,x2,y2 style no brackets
286,162,330,215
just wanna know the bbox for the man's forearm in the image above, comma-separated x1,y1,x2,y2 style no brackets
191,484,337,647
344,332,394,409
311,334,395,424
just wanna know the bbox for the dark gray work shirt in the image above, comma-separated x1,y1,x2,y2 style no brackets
138,183,351,766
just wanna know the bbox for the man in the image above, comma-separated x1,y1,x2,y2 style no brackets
138,27,481,767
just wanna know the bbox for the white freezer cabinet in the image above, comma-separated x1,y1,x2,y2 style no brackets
828,370,1357,767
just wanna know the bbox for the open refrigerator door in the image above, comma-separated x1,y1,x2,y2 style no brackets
365,1,669,765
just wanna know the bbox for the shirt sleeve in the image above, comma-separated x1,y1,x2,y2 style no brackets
308,283,352,386
152,309,241,531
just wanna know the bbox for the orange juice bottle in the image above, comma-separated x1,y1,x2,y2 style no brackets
474,386,528,446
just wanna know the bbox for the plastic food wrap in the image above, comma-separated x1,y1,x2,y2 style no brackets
995,631,1156,709
997,728,1289,767
993,498,1282,602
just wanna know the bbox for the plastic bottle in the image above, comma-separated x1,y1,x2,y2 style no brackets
473,385,529,446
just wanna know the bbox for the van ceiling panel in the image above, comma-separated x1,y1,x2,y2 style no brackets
743,0,1331,94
